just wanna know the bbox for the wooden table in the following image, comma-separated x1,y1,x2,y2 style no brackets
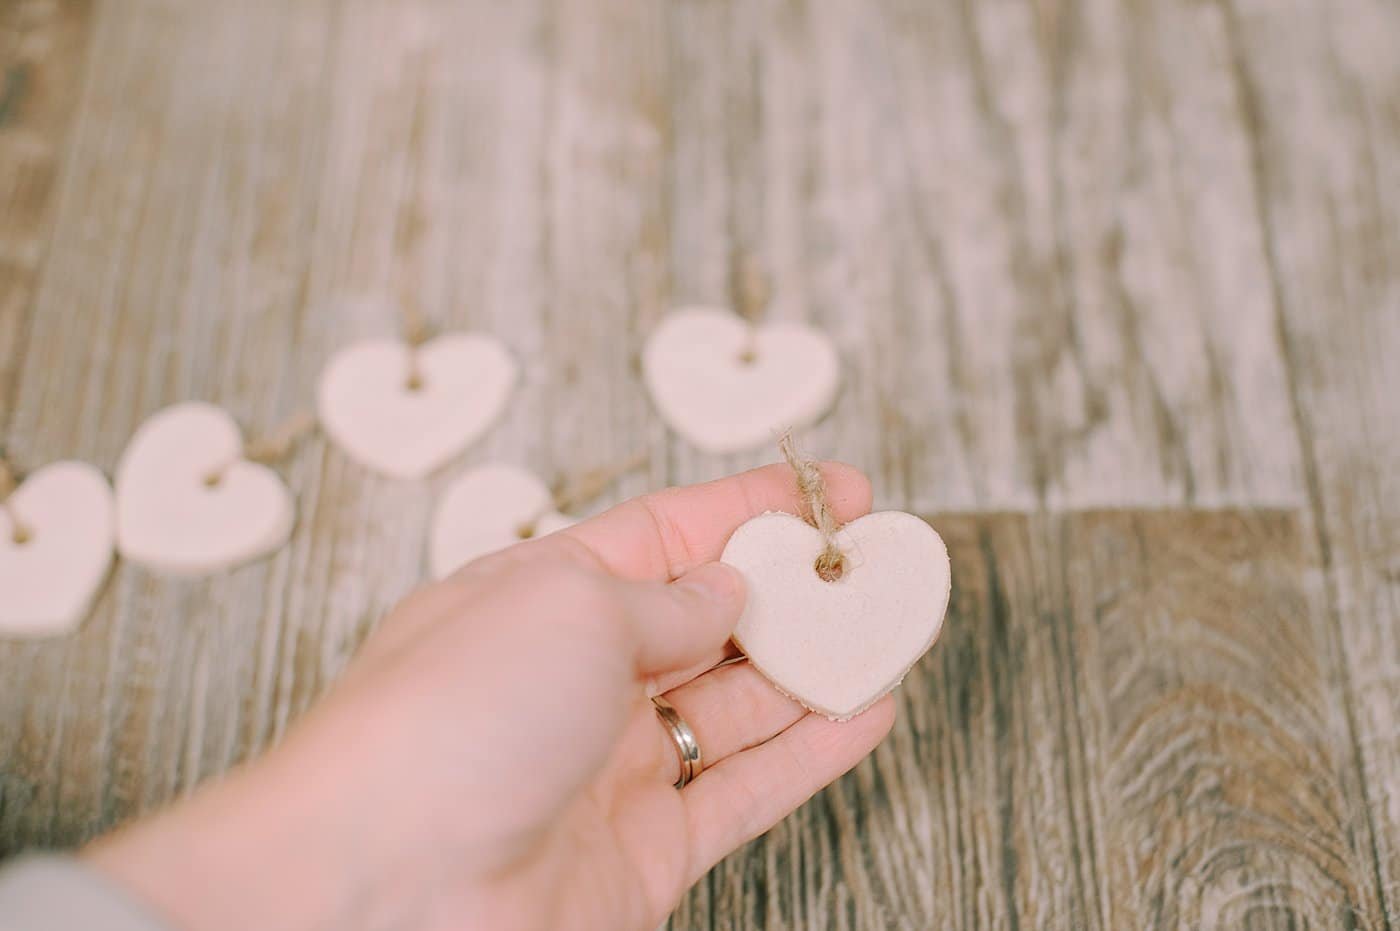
2,1,1397,927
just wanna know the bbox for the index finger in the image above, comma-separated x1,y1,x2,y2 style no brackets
561,461,873,581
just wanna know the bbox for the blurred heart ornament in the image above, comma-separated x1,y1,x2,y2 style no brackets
642,308,840,454
429,464,576,579
0,461,115,637
116,402,294,575
318,333,517,479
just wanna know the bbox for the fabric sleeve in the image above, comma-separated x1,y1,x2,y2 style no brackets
0,854,174,931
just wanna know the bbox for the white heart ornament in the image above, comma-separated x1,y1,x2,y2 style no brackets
429,464,576,579
721,511,951,721
642,307,841,454
115,402,294,575
0,461,115,637
318,334,517,479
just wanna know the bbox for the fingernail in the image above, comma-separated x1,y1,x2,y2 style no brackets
680,562,745,606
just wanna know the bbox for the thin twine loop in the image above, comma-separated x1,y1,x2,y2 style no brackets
401,296,433,392
204,411,318,486
516,450,651,539
243,410,318,465
732,253,769,365
779,432,847,582
0,456,33,545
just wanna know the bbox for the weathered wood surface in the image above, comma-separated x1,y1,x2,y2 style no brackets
681,511,1373,929
1,1,1397,928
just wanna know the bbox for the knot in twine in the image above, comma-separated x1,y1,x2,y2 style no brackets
779,433,847,582
0,456,33,545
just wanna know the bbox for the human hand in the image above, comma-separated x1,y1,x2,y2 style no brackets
85,462,895,931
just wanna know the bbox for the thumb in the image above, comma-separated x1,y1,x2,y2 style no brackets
618,562,747,675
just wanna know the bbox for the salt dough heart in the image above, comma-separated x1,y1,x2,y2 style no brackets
317,334,517,479
115,402,294,575
642,307,841,454
429,464,576,579
721,511,951,721
0,462,115,637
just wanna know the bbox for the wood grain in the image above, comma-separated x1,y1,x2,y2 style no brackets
1218,0,1400,919
675,511,1370,930
0,1,1396,929
0,0,93,426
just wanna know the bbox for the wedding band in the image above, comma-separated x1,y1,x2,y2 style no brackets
651,695,702,789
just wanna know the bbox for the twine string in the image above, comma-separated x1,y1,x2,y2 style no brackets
516,451,651,539
0,457,32,545
204,411,318,487
779,433,847,582
401,296,433,392
243,410,318,465
732,253,769,365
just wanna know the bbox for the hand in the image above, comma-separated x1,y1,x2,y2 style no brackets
84,462,896,931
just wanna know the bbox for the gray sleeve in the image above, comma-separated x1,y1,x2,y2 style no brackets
0,855,174,931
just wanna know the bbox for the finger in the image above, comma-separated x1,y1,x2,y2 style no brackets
650,661,806,785
562,460,872,582
644,641,743,697
619,562,746,675
681,696,897,880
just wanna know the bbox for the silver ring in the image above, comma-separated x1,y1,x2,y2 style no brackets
651,695,702,789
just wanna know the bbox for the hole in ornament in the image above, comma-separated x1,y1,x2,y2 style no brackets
404,372,425,392
11,525,32,546
203,471,223,489
516,522,537,540
737,347,759,366
814,554,846,583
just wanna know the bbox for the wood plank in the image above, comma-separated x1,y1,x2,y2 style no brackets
1216,0,1400,921
1067,511,1370,928
0,0,93,423
0,0,96,853
0,3,1396,931
658,0,1306,513
675,510,1372,929
0,0,675,851
0,0,343,849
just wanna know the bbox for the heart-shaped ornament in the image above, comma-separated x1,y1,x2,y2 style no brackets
317,333,517,479
0,461,115,637
429,464,576,579
721,511,951,720
642,307,841,454
115,402,295,575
